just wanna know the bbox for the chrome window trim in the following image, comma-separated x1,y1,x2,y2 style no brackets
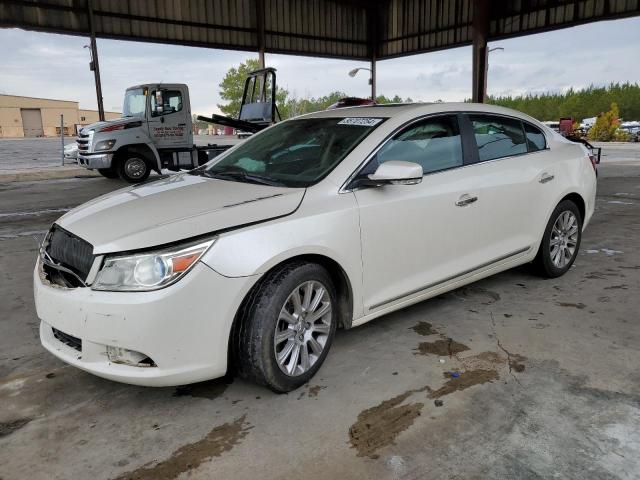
339,110,550,194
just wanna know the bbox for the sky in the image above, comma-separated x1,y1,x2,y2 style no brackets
1,16,639,116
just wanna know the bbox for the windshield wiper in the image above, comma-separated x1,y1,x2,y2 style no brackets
207,169,287,187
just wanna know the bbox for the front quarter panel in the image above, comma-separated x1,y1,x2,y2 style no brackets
200,187,364,319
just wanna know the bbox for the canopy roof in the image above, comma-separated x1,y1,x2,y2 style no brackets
1,0,639,60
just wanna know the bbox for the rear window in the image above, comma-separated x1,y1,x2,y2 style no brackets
470,114,527,161
524,122,547,152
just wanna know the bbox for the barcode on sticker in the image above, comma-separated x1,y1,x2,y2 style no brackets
338,117,383,127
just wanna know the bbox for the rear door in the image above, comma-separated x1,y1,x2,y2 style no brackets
353,114,486,313
460,113,549,262
20,109,44,137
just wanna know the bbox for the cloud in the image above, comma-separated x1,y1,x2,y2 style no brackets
0,16,639,114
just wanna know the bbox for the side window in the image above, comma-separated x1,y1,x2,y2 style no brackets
372,115,463,175
151,90,183,117
470,114,527,161
523,122,546,152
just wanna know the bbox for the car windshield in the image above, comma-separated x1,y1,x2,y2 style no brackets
200,117,384,187
123,88,147,118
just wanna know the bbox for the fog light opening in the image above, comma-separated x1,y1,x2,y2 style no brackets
106,345,157,367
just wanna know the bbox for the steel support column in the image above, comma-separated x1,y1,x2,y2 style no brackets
256,0,266,68
370,55,376,100
471,0,490,103
87,0,105,121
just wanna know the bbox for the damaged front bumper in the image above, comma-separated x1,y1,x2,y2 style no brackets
34,259,257,387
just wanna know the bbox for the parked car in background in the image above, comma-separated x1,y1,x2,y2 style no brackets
63,142,78,160
35,103,596,392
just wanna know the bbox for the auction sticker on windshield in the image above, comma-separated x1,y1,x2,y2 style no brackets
338,118,383,126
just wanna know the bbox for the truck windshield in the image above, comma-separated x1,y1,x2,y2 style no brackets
123,88,147,118
201,117,384,187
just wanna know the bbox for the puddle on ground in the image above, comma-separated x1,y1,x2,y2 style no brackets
0,417,32,438
410,321,439,336
112,415,251,480
414,338,470,357
428,369,499,399
349,389,427,458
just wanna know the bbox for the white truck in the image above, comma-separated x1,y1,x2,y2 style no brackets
77,68,279,183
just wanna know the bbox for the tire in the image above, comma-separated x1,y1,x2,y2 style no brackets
532,200,582,278
234,262,338,393
97,166,119,179
117,155,150,183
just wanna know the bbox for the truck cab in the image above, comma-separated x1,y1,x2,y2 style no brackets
77,83,200,183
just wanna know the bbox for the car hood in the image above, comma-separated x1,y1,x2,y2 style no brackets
56,173,305,254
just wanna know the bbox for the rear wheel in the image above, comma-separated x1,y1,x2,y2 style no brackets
117,156,150,183
97,166,119,179
234,262,337,392
532,200,582,278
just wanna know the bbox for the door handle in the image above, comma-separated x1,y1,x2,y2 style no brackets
455,194,478,207
539,173,554,184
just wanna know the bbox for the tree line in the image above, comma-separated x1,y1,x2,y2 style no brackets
487,83,640,121
214,59,640,125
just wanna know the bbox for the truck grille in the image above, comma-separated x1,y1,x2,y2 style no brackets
45,225,94,283
77,131,90,153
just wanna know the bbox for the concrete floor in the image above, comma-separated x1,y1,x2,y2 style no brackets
0,152,639,479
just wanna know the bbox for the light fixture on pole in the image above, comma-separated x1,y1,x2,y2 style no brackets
484,46,504,100
348,67,375,100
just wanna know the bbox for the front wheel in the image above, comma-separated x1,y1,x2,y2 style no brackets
532,200,582,278
234,262,337,392
117,156,150,183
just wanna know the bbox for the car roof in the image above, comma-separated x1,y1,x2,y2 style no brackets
299,102,543,125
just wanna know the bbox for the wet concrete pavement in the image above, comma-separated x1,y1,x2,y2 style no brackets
0,154,639,479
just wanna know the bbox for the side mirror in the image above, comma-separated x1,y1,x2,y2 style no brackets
365,161,423,186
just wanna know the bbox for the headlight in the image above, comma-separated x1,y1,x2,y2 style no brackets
94,139,116,151
92,238,216,291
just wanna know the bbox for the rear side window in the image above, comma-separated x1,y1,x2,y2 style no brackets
470,114,527,161
523,122,546,152
374,115,463,175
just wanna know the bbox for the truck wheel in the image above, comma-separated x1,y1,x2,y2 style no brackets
117,156,150,183
234,262,337,393
97,167,119,179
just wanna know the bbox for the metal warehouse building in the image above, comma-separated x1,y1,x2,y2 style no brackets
0,94,119,138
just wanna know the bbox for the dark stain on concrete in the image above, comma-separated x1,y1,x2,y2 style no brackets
509,354,527,373
455,286,501,305
111,415,251,480
604,284,628,290
414,338,470,357
173,377,232,400
428,369,499,399
556,302,586,309
0,417,32,438
410,321,438,336
349,390,426,458
308,385,326,397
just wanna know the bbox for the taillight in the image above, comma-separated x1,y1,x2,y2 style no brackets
587,154,597,172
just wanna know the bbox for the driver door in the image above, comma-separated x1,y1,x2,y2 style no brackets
148,88,192,149
353,114,483,313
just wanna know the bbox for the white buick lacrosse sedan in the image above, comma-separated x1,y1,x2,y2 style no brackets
35,103,596,392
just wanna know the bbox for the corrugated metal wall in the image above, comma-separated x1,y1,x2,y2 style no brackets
0,0,638,60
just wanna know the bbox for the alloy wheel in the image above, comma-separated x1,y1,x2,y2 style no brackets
550,210,579,268
274,280,332,377
124,157,147,179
